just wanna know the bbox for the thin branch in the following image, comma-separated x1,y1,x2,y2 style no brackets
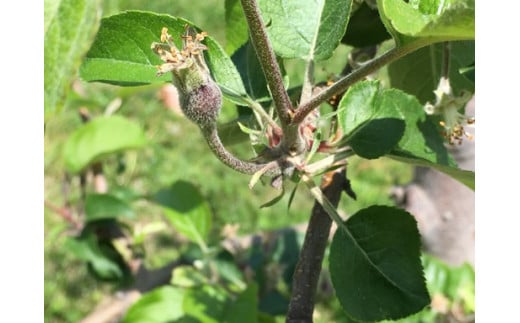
286,169,346,322
293,44,425,125
44,200,82,230
240,0,293,126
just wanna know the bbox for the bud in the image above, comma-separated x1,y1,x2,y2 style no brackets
152,26,222,129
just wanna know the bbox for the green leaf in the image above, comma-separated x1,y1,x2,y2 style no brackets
341,1,391,47
259,0,352,61
154,181,212,247
171,265,209,288
182,285,229,323
338,80,406,159
384,88,475,188
337,81,405,159
337,80,473,188
347,118,405,159
377,0,474,46
44,0,101,118
80,11,248,101
123,286,185,323
85,193,135,222
388,41,475,103
260,187,286,208
223,283,259,323
329,205,430,321
225,0,249,54
65,227,126,281
205,30,250,102
63,115,147,173
231,41,273,102
384,89,454,165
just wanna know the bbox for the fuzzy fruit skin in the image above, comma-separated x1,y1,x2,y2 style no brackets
177,78,222,130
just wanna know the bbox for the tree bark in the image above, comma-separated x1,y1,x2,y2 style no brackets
286,169,346,323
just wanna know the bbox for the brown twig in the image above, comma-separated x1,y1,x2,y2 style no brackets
286,168,346,322
44,200,82,230
293,44,425,125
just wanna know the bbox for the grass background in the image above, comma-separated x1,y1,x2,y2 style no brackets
44,1,413,322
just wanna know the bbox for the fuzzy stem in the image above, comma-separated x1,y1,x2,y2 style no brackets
240,0,293,126
200,124,281,177
286,169,346,322
293,44,425,125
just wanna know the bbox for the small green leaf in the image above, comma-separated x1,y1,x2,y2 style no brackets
84,193,134,222
80,11,248,101
225,0,249,54
329,205,430,321
260,187,286,208
377,0,474,46
154,181,212,247
214,258,246,290
259,0,352,61
459,62,475,84
44,0,101,118
123,286,185,323
341,1,391,47
388,41,475,103
63,115,147,173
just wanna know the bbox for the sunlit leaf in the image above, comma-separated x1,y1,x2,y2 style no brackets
63,115,147,173
377,0,474,46
123,286,185,323
80,10,248,102
259,0,352,61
